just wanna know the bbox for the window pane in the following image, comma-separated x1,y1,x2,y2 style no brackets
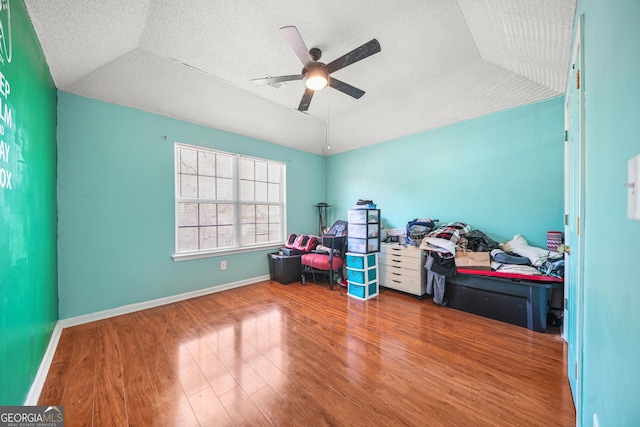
269,224,281,241
178,203,198,226
198,176,216,199
200,226,217,249
255,161,267,181
240,179,254,201
180,174,198,198
218,225,233,247
268,183,280,202
199,203,217,226
179,148,197,174
218,204,233,224
199,151,216,176
269,205,281,223
240,158,254,180
255,182,268,202
217,177,233,200
268,163,280,183
256,224,269,243
242,205,256,223
241,224,256,245
256,205,268,223
217,154,233,178
178,227,198,252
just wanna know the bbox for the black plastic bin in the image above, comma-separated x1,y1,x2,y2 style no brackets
268,252,302,284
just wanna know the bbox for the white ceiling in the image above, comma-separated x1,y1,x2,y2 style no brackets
25,0,576,155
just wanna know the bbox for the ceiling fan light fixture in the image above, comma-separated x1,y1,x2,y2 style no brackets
305,68,329,91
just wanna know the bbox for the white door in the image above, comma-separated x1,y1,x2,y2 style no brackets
564,13,585,417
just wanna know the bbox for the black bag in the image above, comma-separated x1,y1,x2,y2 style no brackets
463,230,499,252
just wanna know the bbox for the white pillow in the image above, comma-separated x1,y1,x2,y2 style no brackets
501,235,562,267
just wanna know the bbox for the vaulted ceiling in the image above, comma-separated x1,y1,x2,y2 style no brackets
25,0,576,155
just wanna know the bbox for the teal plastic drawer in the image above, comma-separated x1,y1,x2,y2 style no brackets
347,267,377,284
346,253,376,269
347,281,379,300
348,283,365,298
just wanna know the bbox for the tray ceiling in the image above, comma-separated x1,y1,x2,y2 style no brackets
25,0,576,155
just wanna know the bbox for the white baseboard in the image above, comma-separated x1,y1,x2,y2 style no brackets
28,275,268,404
24,321,63,405
59,275,269,328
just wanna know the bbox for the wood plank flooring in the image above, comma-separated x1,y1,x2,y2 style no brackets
39,280,576,426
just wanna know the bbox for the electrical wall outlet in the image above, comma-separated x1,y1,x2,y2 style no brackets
220,260,227,270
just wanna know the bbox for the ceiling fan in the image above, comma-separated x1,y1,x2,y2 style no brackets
252,26,381,112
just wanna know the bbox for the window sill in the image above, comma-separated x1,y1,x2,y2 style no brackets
172,243,283,262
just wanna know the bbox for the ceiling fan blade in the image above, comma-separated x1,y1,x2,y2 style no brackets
298,88,315,111
280,26,314,67
252,74,303,86
324,39,381,74
329,78,365,99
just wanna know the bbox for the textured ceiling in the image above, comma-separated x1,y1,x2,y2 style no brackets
24,0,576,155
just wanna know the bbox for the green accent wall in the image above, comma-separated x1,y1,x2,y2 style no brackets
326,97,565,248
57,92,324,319
573,1,640,425
0,0,58,404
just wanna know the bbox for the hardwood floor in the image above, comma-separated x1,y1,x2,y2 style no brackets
39,280,576,426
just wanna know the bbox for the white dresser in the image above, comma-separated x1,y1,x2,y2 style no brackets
379,243,427,297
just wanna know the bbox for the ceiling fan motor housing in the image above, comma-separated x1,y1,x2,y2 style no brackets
309,47,322,61
301,61,326,77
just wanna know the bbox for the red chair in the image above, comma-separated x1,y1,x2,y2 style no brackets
300,221,347,290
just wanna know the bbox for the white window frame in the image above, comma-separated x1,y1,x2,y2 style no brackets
172,142,286,261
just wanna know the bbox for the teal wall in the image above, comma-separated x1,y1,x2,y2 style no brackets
0,0,58,404
27,2,640,422
57,92,324,319
326,97,565,248
573,1,640,425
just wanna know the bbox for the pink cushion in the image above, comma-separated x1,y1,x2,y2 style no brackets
456,268,563,283
301,253,344,271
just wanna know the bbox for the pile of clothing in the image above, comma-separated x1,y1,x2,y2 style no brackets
419,222,473,305
419,224,564,306
494,235,564,277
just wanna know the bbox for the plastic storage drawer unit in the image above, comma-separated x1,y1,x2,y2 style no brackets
347,209,380,253
345,252,379,300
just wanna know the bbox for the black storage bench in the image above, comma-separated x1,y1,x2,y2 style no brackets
445,268,563,333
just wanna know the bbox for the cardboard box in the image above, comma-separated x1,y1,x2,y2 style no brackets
454,250,491,270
